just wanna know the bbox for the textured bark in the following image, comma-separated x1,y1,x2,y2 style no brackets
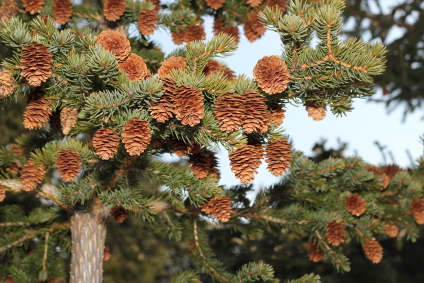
70,205,109,283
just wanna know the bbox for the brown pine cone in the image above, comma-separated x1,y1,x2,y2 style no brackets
170,139,196,157
0,184,6,202
385,224,399,238
207,151,220,179
0,0,18,22
410,198,424,225
20,42,54,87
244,11,266,42
110,206,129,223
364,165,390,190
23,91,52,130
205,0,225,9
307,241,324,262
56,148,82,182
189,151,212,179
104,0,127,21
247,0,262,7
22,0,44,15
326,220,346,246
242,90,270,133
52,0,72,25
184,25,206,43
92,128,120,160
214,92,244,133
345,193,367,216
253,56,290,94
6,165,20,175
60,107,78,135
95,31,131,62
203,60,236,79
305,102,326,121
270,107,286,126
264,138,291,176
382,164,405,180
119,53,151,81
363,240,383,264
213,19,240,45
171,30,186,45
0,69,14,98
174,85,204,127
157,56,186,78
20,160,46,191
229,143,263,184
265,0,287,13
201,196,233,222
10,143,26,156
138,9,158,36
149,77,176,122
121,117,152,156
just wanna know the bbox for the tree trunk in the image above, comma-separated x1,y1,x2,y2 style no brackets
70,204,109,283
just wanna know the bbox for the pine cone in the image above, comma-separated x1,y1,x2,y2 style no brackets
229,143,263,184
157,56,186,78
110,206,129,223
0,184,6,202
138,9,158,36
264,138,291,176
92,128,120,160
119,53,151,81
23,91,52,130
10,143,26,156
242,90,270,133
305,102,326,121
326,220,346,246
213,19,240,44
20,42,54,87
410,198,424,225
0,69,14,98
0,0,18,22
345,193,367,216
244,11,266,42
189,150,219,179
22,0,44,15
203,60,236,79
60,107,78,135
207,151,220,179
270,107,286,126
265,0,287,13
364,165,390,190
307,241,324,262
363,240,383,264
56,148,82,182
247,0,262,7
174,85,204,126
95,31,131,62
171,30,186,45
6,165,20,175
104,0,127,21
205,0,225,9
170,139,196,157
253,56,290,94
184,25,206,43
201,196,233,222
121,117,152,156
382,164,404,180
149,77,176,122
52,0,72,25
385,224,399,238
20,160,46,191
214,92,244,133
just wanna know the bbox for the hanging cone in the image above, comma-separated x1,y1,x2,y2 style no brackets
95,31,131,62
382,164,405,180
0,69,14,98
10,144,26,156
305,102,326,121
20,160,46,191
213,19,240,44
410,198,424,225
0,184,6,202
170,139,196,157
171,30,186,45
184,24,206,43
242,90,270,133
364,165,390,190
214,92,244,133
92,128,120,160
104,0,127,21
56,148,82,182
60,107,78,135
244,11,266,42
265,0,287,13
201,196,233,222
307,241,324,262
247,0,262,8
6,165,19,175
52,0,72,25
385,224,399,238
325,220,346,246
121,117,152,156
110,206,129,223
363,240,383,264
264,138,292,176
345,193,367,216
20,42,54,87
174,85,204,127
229,143,263,184
119,53,151,81
253,55,290,94
23,91,52,130
203,60,236,79
0,0,18,22
205,0,225,9
148,77,176,122
22,0,44,15
157,56,186,79
138,9,158,36
270,106,286,126
207,151,220,179
189,151,212,179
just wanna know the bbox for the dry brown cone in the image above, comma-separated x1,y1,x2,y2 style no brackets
184,25,206,43
0,0,18,23
52,0,72,25
95,31,131,62
229,143,263,184
110,206,129,223
56,148,82,182
201,196,233,222
242,90,270,133
119,53,151,81
6,165,20,175
92,128,120,160
265,0,287,13
138,9,158,36
345,193,367,216
203,60,236,79
22,0,44,15
189,151,212,179
0,69,14,98
247,0,262,8
170,139,196,157
244,11,266,42
382,164,405,180
10,143,25,156
364,165,390,190
213,19,240,45
0,184,6,202
207,151,220,179
20,160,46,191
214,92,244,133
253,56,290,94
60,107,78,135
20,42,54,87
148,77,176,122
410,198,424,225
23,91,52,130
307,241,324,262
205,0,225,9
171,30,186,45
157,56,186,79
121,117,152,156
325,220,346,246
385,223,399,238
305,102,326,121
264,138,292,176
174,84,204,127
270,107,286,126
363,240,383,264
104,0,127,21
